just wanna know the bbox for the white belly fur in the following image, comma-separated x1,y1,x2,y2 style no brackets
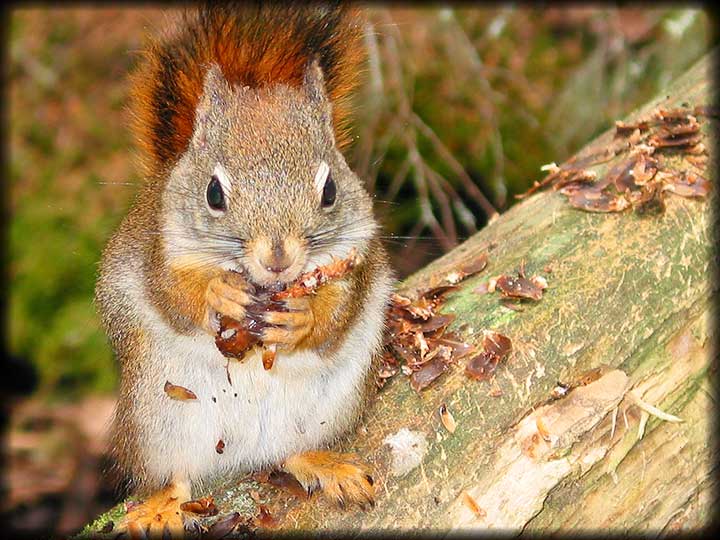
131,270,392,489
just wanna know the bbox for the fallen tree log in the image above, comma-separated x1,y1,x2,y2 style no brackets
82,51,715,537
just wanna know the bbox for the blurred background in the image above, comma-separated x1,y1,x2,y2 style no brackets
3,6,713,537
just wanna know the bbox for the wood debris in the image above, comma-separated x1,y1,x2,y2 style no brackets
462,491,486,518
518,104,712,212
163,381,198,401
205,512,247,539
439,403,457,433
465,331,512,381
267,470,308,499
215,249,360,369
254,504,277,528
180,496,218,516
382,254,485,392
492,262,548,302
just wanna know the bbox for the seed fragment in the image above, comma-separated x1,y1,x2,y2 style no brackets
439,403,457,433
163,381,197,401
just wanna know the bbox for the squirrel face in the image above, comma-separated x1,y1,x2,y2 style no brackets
161,63,376,287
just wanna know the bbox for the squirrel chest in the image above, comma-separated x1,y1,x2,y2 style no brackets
126,261,391,485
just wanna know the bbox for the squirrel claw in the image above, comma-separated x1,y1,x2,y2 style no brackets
115,483,191,540
204,273,254,333
282,451,375,510
262,297,313,350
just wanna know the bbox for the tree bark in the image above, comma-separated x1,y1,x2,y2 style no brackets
82,52,716,536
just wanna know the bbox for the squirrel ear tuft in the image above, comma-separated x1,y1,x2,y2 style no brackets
193,64,231,146
199,63,231,112
303,57,329,106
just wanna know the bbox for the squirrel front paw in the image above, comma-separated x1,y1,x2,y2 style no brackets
204,272,255,334
262,297,314,351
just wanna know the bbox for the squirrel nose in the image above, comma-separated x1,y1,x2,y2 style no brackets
261,242,292,274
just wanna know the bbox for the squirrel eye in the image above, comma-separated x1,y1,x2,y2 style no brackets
206,175,226,212
321,175,336,208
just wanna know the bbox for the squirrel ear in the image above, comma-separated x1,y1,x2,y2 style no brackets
200,63,231,109
302,58,329,107
193,64,231,147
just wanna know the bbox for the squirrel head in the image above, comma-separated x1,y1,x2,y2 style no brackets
160,61,376,286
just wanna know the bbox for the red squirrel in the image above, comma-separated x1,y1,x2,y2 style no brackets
95,3,393,536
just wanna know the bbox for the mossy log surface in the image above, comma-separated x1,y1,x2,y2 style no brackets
82,53,715,537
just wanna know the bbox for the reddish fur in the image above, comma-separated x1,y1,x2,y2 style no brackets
164,263,222,329
129,3,365,178
298,279,355,352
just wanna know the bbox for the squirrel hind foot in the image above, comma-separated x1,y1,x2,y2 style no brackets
117,481,194,539
282,451,375,510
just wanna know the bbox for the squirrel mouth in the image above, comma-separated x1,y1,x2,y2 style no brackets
243,260,303,288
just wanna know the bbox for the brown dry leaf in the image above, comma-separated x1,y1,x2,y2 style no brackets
377,357,399,382
495,274,544,301
436,337,475,359
658,119,700,137
465,331,512,382
656,108,695,123
410,357,450,392
163,381,198,401
390,293,412,307
206,512,246,540
615,119,651,135
612,159,641,193
631,153,658,185
663,170,710,198
466,352,499,381
404,297,434,320
439,403,457,433
551,168,598,191
418,313,456,334
180,496,219,516
255,504,277,528
389,338,420,367
267,470,309,499
631,181,666,214
484,331,513,358
565,188,630,213
650,132,702,149
419,284,461,300
455,252,489,281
